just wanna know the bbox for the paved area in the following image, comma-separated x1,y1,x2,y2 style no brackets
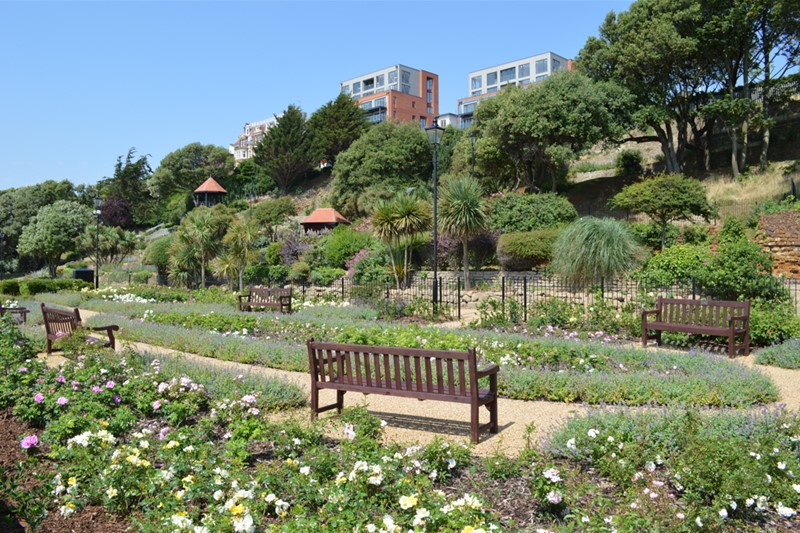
37,309,800,456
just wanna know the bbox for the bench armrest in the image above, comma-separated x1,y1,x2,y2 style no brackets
238,294,250,303
90,325,120,333
729,316,749,327
642,310,660,318
476,363,499,380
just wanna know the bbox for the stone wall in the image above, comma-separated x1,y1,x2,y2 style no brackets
760,211,800,277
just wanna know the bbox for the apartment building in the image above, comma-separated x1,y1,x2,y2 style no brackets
458,52,572,129
228,116,281,162
340,64,439,127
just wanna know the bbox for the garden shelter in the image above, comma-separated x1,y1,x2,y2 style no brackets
300,208,351,233
193,178,227,207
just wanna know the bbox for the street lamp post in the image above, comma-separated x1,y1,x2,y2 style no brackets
425,119,445,311
93,197,103,289
469,131,476,178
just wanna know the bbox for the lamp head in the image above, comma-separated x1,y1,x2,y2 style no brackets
93,196,103,209
425,119,445,146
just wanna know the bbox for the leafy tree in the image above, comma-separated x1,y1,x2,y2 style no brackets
17,200,92,277
250,197,297,228
393,191,431,287
79,226,137,269
609,174,716,249
228,158,275,198
307,93,369,166
331,121,432,218
438,176,487,289
99,197,132,228
98,148,152,224
0,180,76,264
471,73,632,192
254,105,313,194
142,234,174,284
551,217,643,285
222,219,261,291
372,200,402,290
147,143,234,200
578,0,708,173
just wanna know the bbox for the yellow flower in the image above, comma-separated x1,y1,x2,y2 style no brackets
99,420,109,427
174,490,185,500
462,528,474,533
399,494,418,510
165,440,179,449
230,503,245,515
182,475,195,484
67,477,77,486
285,458,295,466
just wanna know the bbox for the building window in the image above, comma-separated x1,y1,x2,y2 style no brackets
389,83,398,91
427,106,433,114
393,96,397,104
487,72,497,85
500,67,515,82
353,81,361,93
412,101,416,109
427,92,432,103
518,78,530,86
462,117,473,128
427,78,433,90
389,70,398,84
518,63,530,78
552,59,561,72
535,74,549,82
363,77,375,91
461,102,476,115
420,117,426,128
342,84,350,95
471,90,481,96
376,74,385,87
487,86,498,93
535,59,548,74
374,97,386,107
401,84,411,94
401,70,411,83
471,76,482,90
393,110,397,118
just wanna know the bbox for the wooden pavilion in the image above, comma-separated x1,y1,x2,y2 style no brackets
193,178,227,207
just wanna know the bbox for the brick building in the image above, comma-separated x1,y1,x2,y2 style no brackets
340,64,439,127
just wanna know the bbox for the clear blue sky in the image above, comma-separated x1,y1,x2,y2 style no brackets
0,0,633,189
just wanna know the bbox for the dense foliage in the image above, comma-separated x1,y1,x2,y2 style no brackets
496,228,561,271
487,192,577,233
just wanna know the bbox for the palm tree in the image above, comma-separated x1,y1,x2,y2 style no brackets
168,239,200,288
372,200,402,290
439,176,487,290
393,191,431,287
178,206,231,288
224,220,261,291
211,253,240,290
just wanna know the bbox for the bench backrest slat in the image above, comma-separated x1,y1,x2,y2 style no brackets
656,297,750,327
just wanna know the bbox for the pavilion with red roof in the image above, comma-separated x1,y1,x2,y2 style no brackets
300,208,351,233
193,177,227,207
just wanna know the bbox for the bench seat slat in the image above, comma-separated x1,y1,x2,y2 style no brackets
315,379,494,404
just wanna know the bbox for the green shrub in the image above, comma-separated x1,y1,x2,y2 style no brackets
18,278,91,296
756,338,800,368
487,192,578,233
697,236,785,301
310,267,346,286
264,242,283,266
132,271,152,284
496,228,561,271
749,299,800,346
629,222,678,250
635,244,712,287
615,148,643,175
250,197,296,227
288,261,310,283
317,226,374,269
680,224,710,245
0,280,20,296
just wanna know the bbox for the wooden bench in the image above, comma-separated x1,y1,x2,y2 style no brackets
0,306,29,324
307,339,500,444
238,286,292,313
642,297,750,357
41,303,120,355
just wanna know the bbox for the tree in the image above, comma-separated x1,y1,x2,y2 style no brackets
392,191,431,287
99,197,133,228
438,176,487,290
173,206,232,288
17,200,92,277
471,73,632,192
254,105,313,194
609,173,716,249
79,226,137,268
98,148,152,224
250,197,297,228
331,121,432,218
223,219,261,291
551,217,643,285
577,0,709,173
372,200,402,290
148,143,234,200
307,93,369,166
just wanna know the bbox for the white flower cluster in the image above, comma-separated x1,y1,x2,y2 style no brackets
67,429,117,449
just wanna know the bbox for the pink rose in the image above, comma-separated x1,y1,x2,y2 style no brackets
56,397,68,406
105,380,115,389
33,393,44,403
20,435,39,449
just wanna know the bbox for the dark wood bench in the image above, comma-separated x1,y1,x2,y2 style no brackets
238,286,292,313
41,303,119,354
642,297,750,357
307,339,499,444
0,306,29,324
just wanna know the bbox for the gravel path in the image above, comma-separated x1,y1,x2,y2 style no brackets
38,309,800,456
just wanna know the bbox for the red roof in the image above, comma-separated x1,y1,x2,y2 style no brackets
301,208,351,225
194,177,227,194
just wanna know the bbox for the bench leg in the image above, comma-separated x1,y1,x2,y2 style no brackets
655,331,662,346
743,329,750,357
336,390,345,413
728,334,736,358
641,325,648,348
310,384,319,420
470,402,480,444
488,398,498,434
